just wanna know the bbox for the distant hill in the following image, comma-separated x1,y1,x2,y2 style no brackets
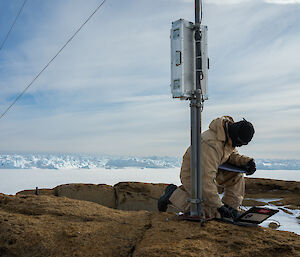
0,153,299,170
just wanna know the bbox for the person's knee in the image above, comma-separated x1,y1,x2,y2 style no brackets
169,187,190,212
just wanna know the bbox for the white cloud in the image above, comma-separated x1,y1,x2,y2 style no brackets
265,0,300,4
1,0,300,158
209,0,300,4
181,0,249,4
182,0,300,4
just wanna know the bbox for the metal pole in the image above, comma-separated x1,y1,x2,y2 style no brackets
195,0,201,24
190,0,203,217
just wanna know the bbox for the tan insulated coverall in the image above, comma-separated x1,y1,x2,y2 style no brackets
169,116,253,218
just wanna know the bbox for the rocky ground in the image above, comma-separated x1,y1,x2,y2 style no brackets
0,178,299,257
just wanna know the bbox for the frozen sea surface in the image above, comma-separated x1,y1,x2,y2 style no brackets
252,170,300,181
0,168,181,195
0,168,298,195
0,168,299,235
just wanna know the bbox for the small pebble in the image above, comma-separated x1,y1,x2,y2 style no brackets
268,222,280,229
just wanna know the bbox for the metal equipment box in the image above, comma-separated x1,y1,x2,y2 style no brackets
170,19,208,100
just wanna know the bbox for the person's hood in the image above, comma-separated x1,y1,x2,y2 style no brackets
208,116,234,142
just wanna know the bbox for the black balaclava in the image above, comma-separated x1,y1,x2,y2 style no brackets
228,119,255,147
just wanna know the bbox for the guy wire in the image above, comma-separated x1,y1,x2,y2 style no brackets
0,0,28,53
0,0,107,121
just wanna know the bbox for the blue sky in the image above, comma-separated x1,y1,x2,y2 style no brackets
0,0,300,159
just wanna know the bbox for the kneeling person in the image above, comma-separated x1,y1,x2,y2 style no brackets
158,116,256,220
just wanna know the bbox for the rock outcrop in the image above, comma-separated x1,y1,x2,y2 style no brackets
17,178,300,215
56,184,116,209
0,193,299,257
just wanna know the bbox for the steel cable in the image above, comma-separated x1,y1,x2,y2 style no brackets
0,0,107,121
0,0,28,53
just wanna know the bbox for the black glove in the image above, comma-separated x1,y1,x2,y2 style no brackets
245,160,256,176
217,205,239,220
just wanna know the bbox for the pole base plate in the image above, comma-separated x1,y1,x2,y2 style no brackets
177,213,208,224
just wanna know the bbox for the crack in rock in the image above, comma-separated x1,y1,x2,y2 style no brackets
128,213,153,257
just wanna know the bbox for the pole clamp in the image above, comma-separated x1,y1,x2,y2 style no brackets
190,102,202,108
188,198,204,204
192,23,201,30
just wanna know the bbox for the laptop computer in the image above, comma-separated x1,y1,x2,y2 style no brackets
216,206,279,226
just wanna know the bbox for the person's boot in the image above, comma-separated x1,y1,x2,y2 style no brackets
157,184,177,212
224,204,243,220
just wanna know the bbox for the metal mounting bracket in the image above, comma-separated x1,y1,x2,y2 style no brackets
188,198,204,204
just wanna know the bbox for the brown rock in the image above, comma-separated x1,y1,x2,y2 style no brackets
241,199,266,207
268,222,280,229
135,213,300,257
55,184,116,209
245,177,300,193
244,178,300,210
5,193,300,257
17,188,55,196
0,194,299,257
0,194,148,257
114,182,177,213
